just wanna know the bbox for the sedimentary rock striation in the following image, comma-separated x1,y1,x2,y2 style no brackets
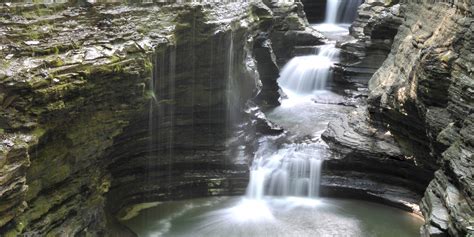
369,1,473,235
0,1,321,235
324,1,473,236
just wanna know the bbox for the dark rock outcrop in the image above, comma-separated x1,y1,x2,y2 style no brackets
266,0,325,66
368,1,473,235
322,107,433,213
0,1,305,236
324,0,473,236
336,0,403,88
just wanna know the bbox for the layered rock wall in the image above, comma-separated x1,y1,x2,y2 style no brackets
368,1,473,235
106,2,275,217
323,2,473,235
0,1,303,235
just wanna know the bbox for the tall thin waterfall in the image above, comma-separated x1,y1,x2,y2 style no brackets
325,0,342,24
325,0,363,24
277,45,339,95
246,142,324,199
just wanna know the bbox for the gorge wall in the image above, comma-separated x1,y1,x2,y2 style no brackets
0,1,321,236
324,0,473,236
368,1,473,236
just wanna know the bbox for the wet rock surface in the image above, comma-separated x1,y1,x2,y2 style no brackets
335,0,403,89
265,0,325,66
368,1,473,235
322,107,432,213
0,1,304,236
323,0,473,236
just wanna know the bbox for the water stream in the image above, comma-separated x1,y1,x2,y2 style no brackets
123,2,424,236
325,0,364,24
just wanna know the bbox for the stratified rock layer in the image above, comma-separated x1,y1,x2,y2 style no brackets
368,1,473,235
324,1,473,236
0,1,301,236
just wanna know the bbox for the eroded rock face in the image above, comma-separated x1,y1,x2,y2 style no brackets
366,1,473,236
106,1,275,218
322,107,433,214
265,0,325,66
323,1,473,235
0,1,300,236
0,3,165,235
337,0,403,87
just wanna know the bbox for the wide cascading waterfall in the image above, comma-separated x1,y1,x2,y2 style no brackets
325,0,363,24
246,141,324,200
277,45,339,95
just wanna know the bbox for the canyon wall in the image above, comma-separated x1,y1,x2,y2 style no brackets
0,1,320,236
325,0,472,236
368,1,473,236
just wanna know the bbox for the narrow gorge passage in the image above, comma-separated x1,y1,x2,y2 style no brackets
123,2,424,237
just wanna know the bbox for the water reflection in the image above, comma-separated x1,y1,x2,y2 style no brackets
124,197,424,237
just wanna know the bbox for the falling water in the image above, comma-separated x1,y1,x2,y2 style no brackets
226,30,238,129
325,0,341,24
325,0,363,24
246,142,324,200
277,45,339,95
246,40,340,203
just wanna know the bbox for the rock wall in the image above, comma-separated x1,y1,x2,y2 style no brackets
320,0,428,213
0,1,304,236
368,1,473,236
300,0,326,23
265,0,325,66
324,2,473,236
106,2,275,218
337,0,403,87
0,3,161,235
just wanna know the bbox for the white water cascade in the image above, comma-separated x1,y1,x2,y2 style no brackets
325,0,342,24
277,45,339,95
246,142,324,200
325,0,363,24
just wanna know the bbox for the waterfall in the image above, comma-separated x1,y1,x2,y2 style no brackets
325,0,341,24
325,0,363,24
246,142,324,199
277,45,339,95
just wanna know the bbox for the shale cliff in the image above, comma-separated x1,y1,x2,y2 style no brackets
0,1,322,236
368,1,473,236
324,0,473,236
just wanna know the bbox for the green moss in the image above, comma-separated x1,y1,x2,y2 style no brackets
113,64,123,73
110,55,121,63
137,25,150,34
44,164,71,185
46,100,66,111
144,59,153,73
27,76,47,88
157,99,176,105
32,127,46,138
145,89,155,99
4,229,20,237
53,46,60,55
117,202,160,221
25,180,42,201
50,57,65,67
27,30,41,40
